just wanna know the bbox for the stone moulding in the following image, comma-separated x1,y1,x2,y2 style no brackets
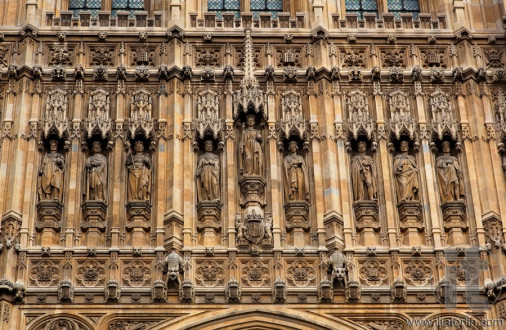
284,201,310,230
125,200,151,230
196,200,222,230
35,200,62,231
81,200,107,230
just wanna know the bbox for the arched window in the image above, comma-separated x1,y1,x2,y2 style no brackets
207,0,240,18
111,0,144,17
250,0,283,18
68,0,102,17
345,0,378,19
387,0,420,18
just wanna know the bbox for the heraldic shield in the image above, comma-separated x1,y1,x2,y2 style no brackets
244,210,264,244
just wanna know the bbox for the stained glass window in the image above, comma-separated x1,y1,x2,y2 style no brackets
112,0,144,17
250,0,283,18
345,0,378,19
207,0,240,18
68,0,102,17
387,0,420,19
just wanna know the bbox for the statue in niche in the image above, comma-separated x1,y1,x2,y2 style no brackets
126,140,152,201
283,141,310,202
84,141,107,201
436,140,465,203
350,141,378,201
38,140,65,202
393,140,419,202
240,115,264,176
196,140,220,202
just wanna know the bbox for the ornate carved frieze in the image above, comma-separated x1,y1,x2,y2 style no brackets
89,45,116,66
75,260,106,287
420,47,448,69
483,216,504,249
404,259,433,286
128,45,157,67
286,259,317,287
121,260,151,287
340,48,367,68
358,259,388,286
47,44,75,66
484,48,504,68
275,47,303,68
240,259,271,287
29,260,59,287
380,48,407,68
194,47,222,68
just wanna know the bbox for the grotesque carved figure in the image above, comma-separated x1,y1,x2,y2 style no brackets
350,141,378,201
235,215,246,241
163,250,183,283
240,115,264,176
436,141,465,203
283,141,310,202
126,140,152,201
84,141,107,201
196,140,220,202
38,140,65,202
329,250,346,283
393,141,420,202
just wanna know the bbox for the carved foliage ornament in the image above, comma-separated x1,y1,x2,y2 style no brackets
241,259,271,287
404,259,433,286
121,260,151,287
76,260,106,287
195,260,225,287
286,260,317,287
29,260,59,287
359,259,388,286
43,89,68,139
195,47,222,68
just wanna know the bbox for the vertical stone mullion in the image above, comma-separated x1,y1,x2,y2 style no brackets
224,93,237,249
155,85,168,249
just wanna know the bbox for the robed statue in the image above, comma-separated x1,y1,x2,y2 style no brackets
393,141,419,202
283,141,309,201
436,141,465,203
196,140,220,202
240,115,264,176
126,140,151,201
84,141,107,201
38,140,65,202
350,141,378,201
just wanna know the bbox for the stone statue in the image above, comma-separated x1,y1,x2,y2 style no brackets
126,140,151,201
436,141,465,203
283,141,310,202
84,141,107,201
235,215,246,241
163,250,183,282
263,215,272,241
329,250,346,282
350,141,378,201
393,141,419,202
38,140,65,202
240,115,264,176
196,140,220,202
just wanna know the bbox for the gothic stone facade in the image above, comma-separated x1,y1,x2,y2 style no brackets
1,1,506,329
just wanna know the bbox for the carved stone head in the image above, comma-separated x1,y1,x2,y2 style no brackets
134,140,144,153
441,140,451,153
204,140,214,152
49,140,58,152
246,115,256,127
400,140,409,153
91,141,102,154
288,141,298,153
357,141,367,153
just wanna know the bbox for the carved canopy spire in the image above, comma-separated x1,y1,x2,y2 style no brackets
233,29,267,121
43,88,69,139
128,88,154,139
85,88,111,140
346,89,375,141
280,89,306,140
388,89,417,142
195,87,222,141
429,88,458,141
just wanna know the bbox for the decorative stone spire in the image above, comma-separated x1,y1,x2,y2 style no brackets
233,29,267,121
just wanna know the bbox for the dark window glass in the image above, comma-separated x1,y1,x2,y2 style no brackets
207,0,240,18
345,0,378,19
68,0,102,17
250,0,283,18
387,0,420,18
112,0,144,17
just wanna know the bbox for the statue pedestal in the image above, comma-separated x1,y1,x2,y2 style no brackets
85,228,102,246
293,228,306,248
82,201,107,246
36,200,62,246
441,201,467,245
398,201,424,246
353,201,379,246
126,201,151,246
284,201,310,230
239,176,265,205
197,201,222,246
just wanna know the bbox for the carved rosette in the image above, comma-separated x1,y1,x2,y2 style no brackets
353,201,379,231
81,200,107,231
441,201,467,230
125,201,151,230
196,201,222,230
398,200,423,230
284,201,310,230
35,200,62,231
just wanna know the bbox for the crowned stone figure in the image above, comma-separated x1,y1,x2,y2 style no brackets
38,140,65,203
84,141,107,201
350,141,378,201
240,115,264,177
393,140,419,202
283,141,309,202
126,140,151,201
196,140,220,202
436,141,465,203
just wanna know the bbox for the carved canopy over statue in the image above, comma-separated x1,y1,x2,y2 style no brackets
240,115,264,177
38,140,65,203
126,140,152,201
436,141,465,203
196,140,220,202
84,141,107,201
393,141,419,202
350,141,378,201
283,141,309,202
